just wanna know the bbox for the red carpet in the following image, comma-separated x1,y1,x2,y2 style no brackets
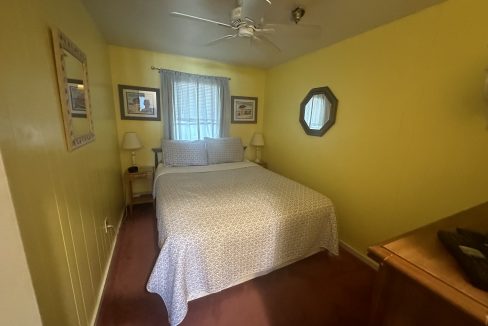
97,204,376,325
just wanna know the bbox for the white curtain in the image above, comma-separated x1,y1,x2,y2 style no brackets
304,94,330,130
160,69,230,140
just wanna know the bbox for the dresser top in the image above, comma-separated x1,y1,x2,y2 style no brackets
369,202,488,321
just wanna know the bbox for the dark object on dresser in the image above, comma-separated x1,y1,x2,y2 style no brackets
437,228,488,291
368,202,488,326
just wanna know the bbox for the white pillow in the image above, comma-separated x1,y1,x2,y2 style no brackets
205,137,244,164
162,140,208,166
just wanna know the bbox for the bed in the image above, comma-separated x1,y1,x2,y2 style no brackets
146,139,338,326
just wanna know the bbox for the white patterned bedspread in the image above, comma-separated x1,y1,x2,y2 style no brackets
146,161,338,325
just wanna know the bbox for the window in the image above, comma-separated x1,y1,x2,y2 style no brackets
160,69,230,141
173,79,221,140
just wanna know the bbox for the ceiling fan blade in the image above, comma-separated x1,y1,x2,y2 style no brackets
170,12,233,29
252,35,281,52
255,27,275,33
249,0,272,5
244,17,257,25
263,22,321,38
206,34,238,46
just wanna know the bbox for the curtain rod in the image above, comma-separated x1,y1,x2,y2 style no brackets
150,66,231,80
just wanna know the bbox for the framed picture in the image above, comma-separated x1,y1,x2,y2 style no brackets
231,96,258,124
67,79,87,118
118,84,161,121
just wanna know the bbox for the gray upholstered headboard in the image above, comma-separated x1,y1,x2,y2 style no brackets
152,144,247,167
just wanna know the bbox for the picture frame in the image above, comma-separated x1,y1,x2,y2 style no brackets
67,79,87,118
118,84,161,121
231,96,258,124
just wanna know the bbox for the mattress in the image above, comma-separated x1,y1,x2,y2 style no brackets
146,161,338,325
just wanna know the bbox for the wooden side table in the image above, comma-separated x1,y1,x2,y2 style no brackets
125,166,154,216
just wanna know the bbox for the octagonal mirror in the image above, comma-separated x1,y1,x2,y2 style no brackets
299,86,338,137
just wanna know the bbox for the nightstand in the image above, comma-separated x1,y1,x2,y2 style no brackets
255,161,267,169
125,166,154,216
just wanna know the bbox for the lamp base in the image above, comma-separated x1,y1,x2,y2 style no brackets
128,166,138,173
255,146,262,164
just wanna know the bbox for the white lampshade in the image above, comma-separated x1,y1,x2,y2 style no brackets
122,132,142,150
251,133,264,147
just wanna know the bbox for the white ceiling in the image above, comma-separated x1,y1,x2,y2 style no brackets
82,0,444,68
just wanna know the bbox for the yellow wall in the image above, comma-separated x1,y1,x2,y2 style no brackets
0,0,123,325
265,0,488,253
109,46,267,172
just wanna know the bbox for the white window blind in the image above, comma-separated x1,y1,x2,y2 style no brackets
160,69,230,141
172,79,222,140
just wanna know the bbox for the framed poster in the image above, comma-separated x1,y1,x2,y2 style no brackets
118,84,161,121
231,96,257,124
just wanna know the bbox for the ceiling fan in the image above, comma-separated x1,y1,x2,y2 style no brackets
170,0,314,52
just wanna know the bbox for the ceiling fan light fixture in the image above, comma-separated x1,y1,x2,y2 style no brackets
292,7,305,24
238,26,254,37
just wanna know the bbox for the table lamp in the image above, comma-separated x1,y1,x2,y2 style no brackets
250,132,264,163
122,132,142,173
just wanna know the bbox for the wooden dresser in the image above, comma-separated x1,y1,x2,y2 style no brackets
368,202,488,326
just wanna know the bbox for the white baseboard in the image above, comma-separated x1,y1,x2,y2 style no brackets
339,240,379,270
90,208,125,326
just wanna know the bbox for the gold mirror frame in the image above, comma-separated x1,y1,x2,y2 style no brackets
52,27,95,151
